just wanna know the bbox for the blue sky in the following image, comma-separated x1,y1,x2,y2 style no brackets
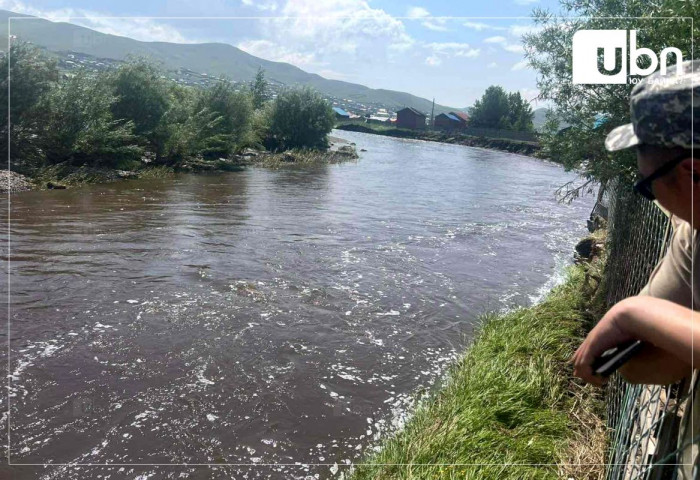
0,0,564,107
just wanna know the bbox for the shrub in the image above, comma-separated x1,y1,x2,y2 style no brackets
42,70,141,167
267,86,334,150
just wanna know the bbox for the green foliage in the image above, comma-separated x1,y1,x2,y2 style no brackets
109,57,171,155
160,84,226,161
200,78,256,155
42,70,141,166
250,66,268,110
268,86,335,150
523,0,699,183
0,42,59,173
0,44,338,174
469,86,534,131
507,91,534,132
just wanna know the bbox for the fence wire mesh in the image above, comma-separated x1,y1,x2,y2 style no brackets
598,179,695,480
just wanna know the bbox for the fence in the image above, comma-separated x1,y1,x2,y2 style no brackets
596,179,696,479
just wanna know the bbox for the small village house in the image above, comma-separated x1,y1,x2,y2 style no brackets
450,111,469,126
332,107,351,120
434,113,461,130
434,111,470,130
396,107,427,129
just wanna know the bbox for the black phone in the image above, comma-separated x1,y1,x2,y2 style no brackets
591,340,644,377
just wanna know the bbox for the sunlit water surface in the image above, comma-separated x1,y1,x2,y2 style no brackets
1,130,594,479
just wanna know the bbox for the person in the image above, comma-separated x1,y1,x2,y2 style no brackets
572,59,699,478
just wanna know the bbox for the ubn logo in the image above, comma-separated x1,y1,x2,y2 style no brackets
572,30,683,84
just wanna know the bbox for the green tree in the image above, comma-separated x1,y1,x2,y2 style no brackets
201,78,255,156
109,58,170,157
250,66,268,110
507,91,534,132
469,86,511,129
523,0,698,183
159,84,228,161
0,42,58,173
42,70,141,166
268,86,335,150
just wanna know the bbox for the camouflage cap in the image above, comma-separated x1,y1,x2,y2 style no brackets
605,59,699,151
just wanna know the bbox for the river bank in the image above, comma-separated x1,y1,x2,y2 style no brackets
6,131,594,478
1,140,359,193
349,231,607,480
336,123,543,158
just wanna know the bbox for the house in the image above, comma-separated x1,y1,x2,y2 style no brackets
332,107,351,120
434,112,462,129
450,111,470,126
396,107,427,129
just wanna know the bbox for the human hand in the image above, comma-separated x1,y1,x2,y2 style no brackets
572,302,634,386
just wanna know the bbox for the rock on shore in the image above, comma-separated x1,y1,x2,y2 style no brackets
0,170,32,193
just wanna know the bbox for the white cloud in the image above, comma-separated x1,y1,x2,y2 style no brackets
463,21,506,32
425,55,442,66
427,42,480,58
484,36,506,44
504,44,525,53
406,6,448,31
0,0,191,43
241,0,279,11
519,87,540,103
511,59,529,71
487,62,497,68
482,34,524,53
406,6,430,18
238,39,317,66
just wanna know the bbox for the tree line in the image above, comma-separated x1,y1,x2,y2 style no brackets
0,42,336,175
468,86,534,132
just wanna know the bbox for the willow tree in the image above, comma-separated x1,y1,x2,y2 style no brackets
0,42,58,173
523,0,698,185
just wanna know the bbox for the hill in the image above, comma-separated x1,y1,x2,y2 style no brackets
0,9,456,115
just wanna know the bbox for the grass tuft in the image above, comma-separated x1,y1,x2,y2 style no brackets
350,260,606,480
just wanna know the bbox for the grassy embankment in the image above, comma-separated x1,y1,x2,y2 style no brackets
350,232,608,480
335,122,542,158
23,145,359,190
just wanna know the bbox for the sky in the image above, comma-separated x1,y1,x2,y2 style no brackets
0,0,565,108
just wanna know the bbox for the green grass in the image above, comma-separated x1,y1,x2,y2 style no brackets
255,148,358,169
350,265,605,480
137,165,175,179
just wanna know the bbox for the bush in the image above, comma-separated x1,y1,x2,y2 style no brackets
109,58,171,156
0,42,59,173
160,84,227,161
199,78,255,156
267,86,334,150
42,70,141,167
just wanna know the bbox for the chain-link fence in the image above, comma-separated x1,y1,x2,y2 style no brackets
595,179,696,479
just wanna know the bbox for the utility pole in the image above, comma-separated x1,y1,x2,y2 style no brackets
430,97,435,129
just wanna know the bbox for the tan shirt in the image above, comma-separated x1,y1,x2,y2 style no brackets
639,217,699,478
640,218,700,307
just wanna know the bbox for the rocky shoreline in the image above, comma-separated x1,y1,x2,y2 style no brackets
0,170,33,194
3,142,359,193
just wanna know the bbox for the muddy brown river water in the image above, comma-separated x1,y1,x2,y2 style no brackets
1,130,594,479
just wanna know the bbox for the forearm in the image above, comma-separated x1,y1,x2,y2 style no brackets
618,344,693,385
573,296,697,386
616,296,699,366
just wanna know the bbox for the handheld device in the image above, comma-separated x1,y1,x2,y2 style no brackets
591,340,644,377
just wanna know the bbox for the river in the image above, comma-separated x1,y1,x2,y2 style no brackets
1,130,594,479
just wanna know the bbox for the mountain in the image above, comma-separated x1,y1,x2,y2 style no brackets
0,9,456,115
532,108,549,131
